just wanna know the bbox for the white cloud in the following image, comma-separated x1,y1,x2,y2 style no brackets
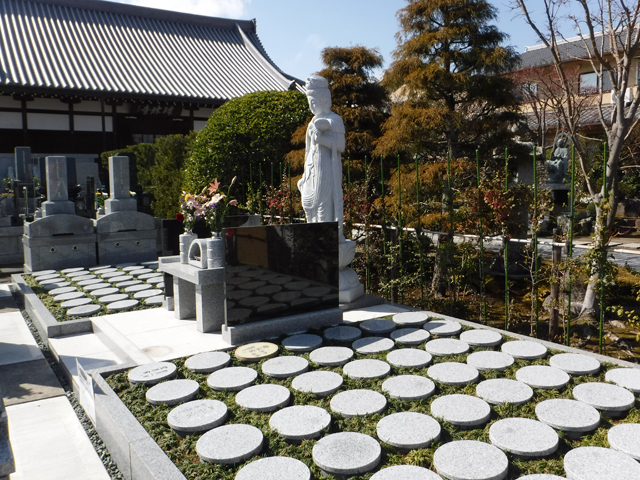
114,0,250,18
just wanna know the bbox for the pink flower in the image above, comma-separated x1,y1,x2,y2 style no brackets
208,179,220,195
229,199,238,206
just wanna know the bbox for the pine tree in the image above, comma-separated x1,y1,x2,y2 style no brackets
375,0,521,161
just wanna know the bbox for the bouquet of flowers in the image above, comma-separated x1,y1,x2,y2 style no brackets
176,191,207,233
203,177,237,235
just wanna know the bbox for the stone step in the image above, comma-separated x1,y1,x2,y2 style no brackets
0,398,15,479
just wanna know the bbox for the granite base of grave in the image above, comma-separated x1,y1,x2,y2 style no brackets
22,215,97,272
95,211,157,265
0,226,23,266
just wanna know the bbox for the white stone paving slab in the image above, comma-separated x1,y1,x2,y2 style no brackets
433,440,508,480
605,367,640,393
501,340,547,359
427,362,479,385
330,389,387,417
423,319,462,336
489,418,558,457
196,424,263,464
235,456,311,480
466,351,514,371
376,412,441,450
548,353,600,375
235,384,291,412
563,446,640,480
312,432,381,476
459,329,503,347
390,327,430,345
128,361,177,385
145,379,200,406
323,325,362,342
343,359,391,380
0,311,44,366
269,405,331,440
392,311,430,327
185,351,231,373
535,399,600,436
262,356,309,378
352,336,395,354
386,348,432,368
282,333,323,352
425,338,469,356
207,366,258,391
515,365,570,389
430,394,491,428
476,378,533,405
382,375,436,401
607,423,640,461
370,465,443,480
360,319,396,335
167,399,228,436
572,382,636,413
291,371,343,397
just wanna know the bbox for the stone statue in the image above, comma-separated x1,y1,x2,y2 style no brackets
298,76,347,242
546,133,570,183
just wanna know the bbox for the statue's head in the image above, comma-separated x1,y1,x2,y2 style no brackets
305,76,331,115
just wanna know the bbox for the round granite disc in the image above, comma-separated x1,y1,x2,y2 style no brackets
466,351,514,371
146,379,200,406
269,405,331,440
61,298,93,309
423,319,462,336
207,366,258,391
76,278,103,287
343,359,390,380
430,394,491,428
489,418,558,458
390,328,430,346
371,465,442,480
235,456,311,480
36,273,63,281
572,382,636,413
376,412,441,450
167,399,228,436
476,378,533,405
82,283,111,292
330,389,387,417
605,367,640,393
323,325,362,343
515,365,570,390
433,440,508,480
39,278,65,285
116,280,142,288
185,351,231,373
501,340,547,360
360,319,396,335
234,342,279,362
97,293,128,303
535,398,600,435
124,283,152,293
381,375,436,401
32,270,56,277
48,286,78,296
312,432,381,476
607,423,640,461
106,299,139,312
261,356,309,378
89,265,112,271
144,295,164,306
133,288,163,299
291,371,343,397
67,304,102,317
392,311,430,327
309,346,354,366
61,267,85,274
53,291,85,302
548,353,600,375
424,338,470,356
128,362,177,385
138,272,162,280
101,272,125,279
459,329,503,347
427,362,479,385
196,424,263,464
120,265,140,271
43,282,70,291
235,384,291,412
107,275,131,283
352,337,395,354
282,334,323,352
564,446,640,480
386,348,432,368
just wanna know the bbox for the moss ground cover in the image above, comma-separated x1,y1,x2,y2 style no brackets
106,322,640,480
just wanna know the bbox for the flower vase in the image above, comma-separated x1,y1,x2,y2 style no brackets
179,232,197,264
207,234,225,269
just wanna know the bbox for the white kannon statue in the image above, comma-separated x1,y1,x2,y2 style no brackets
298,75,347,242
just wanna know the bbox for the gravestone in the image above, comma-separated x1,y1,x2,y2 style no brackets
104,156,136,214
41,157,75,216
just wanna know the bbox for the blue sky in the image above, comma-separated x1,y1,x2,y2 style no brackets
110,0,556,80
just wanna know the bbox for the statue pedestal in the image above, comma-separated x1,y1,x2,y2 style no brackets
338,240,364,303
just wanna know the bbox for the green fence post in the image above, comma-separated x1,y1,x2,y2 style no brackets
600,142,607,355
504,147,509,331
476,149,486,323
533,145,539,338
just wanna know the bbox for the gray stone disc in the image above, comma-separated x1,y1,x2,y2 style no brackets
89,265,112,271
106,299,139,312
330,389,387,417
40,278,67,285
133,288,163,299
459,329,503,347
376,412,441,450
235,384,291,412
116,280,142,288
67,304,102,317
207,366,257,391
381,375,436,401
52,291,85,302
424,338,469,356
605,367,640,393
433,440,508,480
120,265,140,271
61,298,93,308
269,405,331,440
82,282,110,292
390,328,430,346
130,269,152,276
343,359,390,380
101,272,125,279
501,340,547,360
309,346,354,366
196,424,263,464
535,398,600,434
572,382,636,413
239,296,270,308
167,399,228,436
107,275,131,283
43,282,70,291
254,284,282,296
66,271,92,278
515,365,570,390
238,281,267,291
517,476,565,480
302,286,332,297
137,272,162,280
427,362,479,386
61,267,85,274
430,394,491,428
94,268,117,274
32,270,56,277
476,378,533,405
227,289,252,300
548,353,600,375
564,446,640,480
185,351,231,373
371,465,443,480
70,274,97,282
312,432,381,476
90,287,119,297
323,325,362,343
466,351,514,371
48,286,78,296
352,336,395,354
235,456,311,480
386,348,432,368
607,423,640,461
128,362,177,385
146,277,165,285
124,283,152,293
291,371,343,397
98,293,129,304
144,295,164,306
282,333,323,352
262,356,309,378
76,278,103,286
145,379,200,406
360,319,396,335
140,261,158,268
423,319,462,336
489,418,558,458
36,273,63,281
392,311,430,327
283,281,310,291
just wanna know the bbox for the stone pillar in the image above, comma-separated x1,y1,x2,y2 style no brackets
105,156,137,214
195,283,226,333
173,277,196,320
41,156,75,216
